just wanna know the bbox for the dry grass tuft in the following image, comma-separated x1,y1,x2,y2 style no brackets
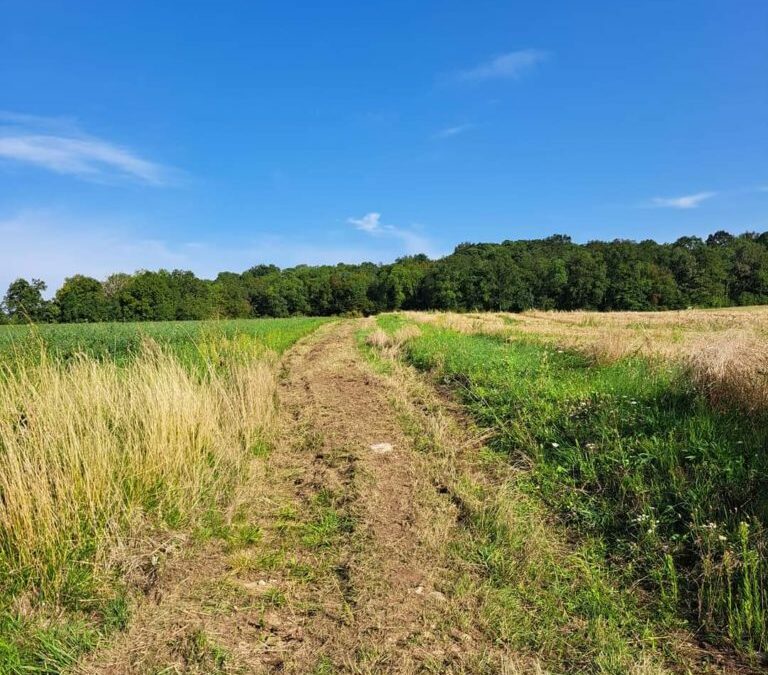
684,329,768,412
393,324,422,343
0,339,277,595
366,324,422,355
365,328,393,349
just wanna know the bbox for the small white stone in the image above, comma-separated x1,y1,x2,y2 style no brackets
369,442,394,453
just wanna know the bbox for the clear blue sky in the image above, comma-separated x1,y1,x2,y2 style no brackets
1,1,766,290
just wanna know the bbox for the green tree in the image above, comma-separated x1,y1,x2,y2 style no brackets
55,275,107,323
3,278,57,323
110,271,175,321
563,249,607,309
170,270,214,319
212,272,251,318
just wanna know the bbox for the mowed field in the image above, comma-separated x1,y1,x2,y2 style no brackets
1,308,767,673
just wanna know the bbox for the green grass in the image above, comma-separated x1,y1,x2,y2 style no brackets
374,313,410,334
393,320,768,657
0,317,330,366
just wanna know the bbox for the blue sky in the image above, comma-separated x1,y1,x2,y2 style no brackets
1,1,766,291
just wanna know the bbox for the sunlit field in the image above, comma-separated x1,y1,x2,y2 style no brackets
0,317,328,671
372,308,768,660
4,308,768,671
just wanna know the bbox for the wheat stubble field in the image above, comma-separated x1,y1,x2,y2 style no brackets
1,309,767,674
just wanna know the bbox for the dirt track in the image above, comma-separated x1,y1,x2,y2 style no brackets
77,320,509,674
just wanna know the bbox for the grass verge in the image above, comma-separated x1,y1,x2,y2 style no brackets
377,315,768,664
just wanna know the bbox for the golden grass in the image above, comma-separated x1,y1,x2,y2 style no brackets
400,307,768,412
0,339,276,594
684,329,768,412
511,307,768,411
366,324,422,354
365,328,392,349
406,311,510,336
512,306,768,361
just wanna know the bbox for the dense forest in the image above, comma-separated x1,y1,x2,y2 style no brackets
3,230,768,323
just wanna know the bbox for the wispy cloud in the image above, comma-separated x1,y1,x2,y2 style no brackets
347,212,435,256
348,212,384,233
433,124,474,139
456,49,549,82
651,191,717,209
0,112,175,185
0,209,441,293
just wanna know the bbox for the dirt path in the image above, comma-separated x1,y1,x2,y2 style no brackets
272,320,508,672
76,320,509,674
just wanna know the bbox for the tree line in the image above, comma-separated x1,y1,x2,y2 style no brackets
2,230,768,324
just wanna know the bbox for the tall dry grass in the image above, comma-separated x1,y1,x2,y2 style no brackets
510,308,768,411
684,330,768,412
406,311,511,337
403,308,768,412
511,306,768,362
0,339,276,595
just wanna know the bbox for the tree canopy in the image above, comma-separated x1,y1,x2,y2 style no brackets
3,230,768,324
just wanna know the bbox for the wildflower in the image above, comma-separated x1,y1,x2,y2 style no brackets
551,442,559,448
718,535,727,542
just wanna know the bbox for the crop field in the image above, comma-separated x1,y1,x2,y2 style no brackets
0,318,330,364
2,309,768,673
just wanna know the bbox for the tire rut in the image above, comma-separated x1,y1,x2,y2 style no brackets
271,320,505,673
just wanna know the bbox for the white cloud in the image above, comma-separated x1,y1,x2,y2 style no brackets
433,124,474,139
0,210,189,294
0,112,174,185
0,209,441,295
651,191,717,209
348,212,383,233
347,212,435,255
456,49,549,82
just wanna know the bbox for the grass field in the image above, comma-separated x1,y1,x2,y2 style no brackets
3,309,768,672
0,317,329,672
374,309,768,660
